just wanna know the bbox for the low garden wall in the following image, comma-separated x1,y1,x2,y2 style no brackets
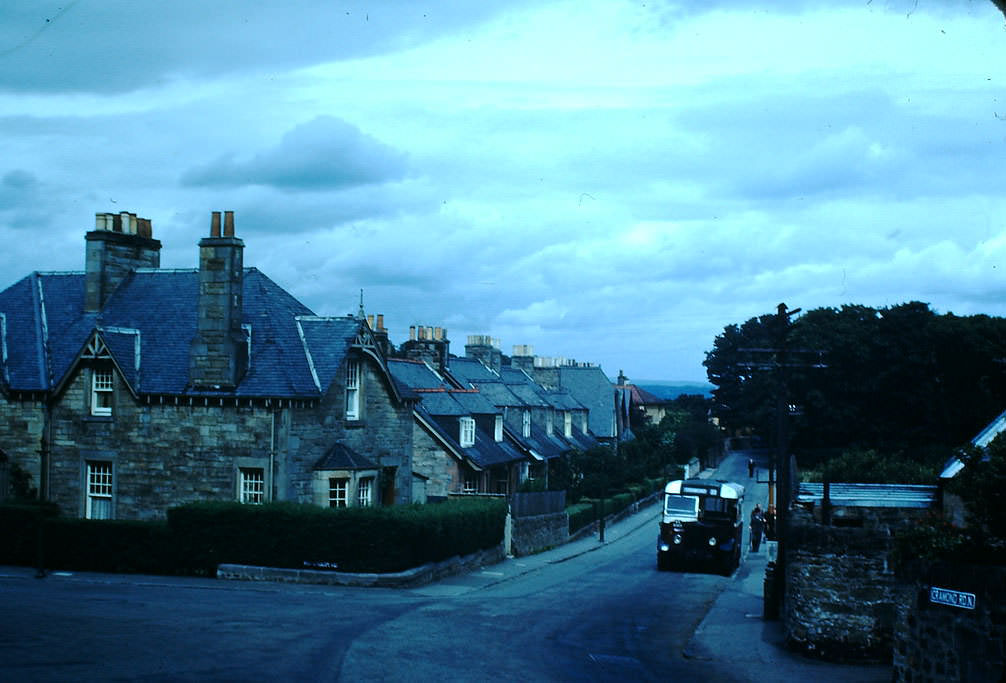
785,506,912,662
510,512,569,557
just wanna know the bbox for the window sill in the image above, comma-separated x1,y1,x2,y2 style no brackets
83,415,113,423
345,419,367,429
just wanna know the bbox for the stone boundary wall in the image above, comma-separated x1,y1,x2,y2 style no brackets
217,543,505,589
567,490,661,543
893,562,1006,682
510,512,568,557
785,506,910,662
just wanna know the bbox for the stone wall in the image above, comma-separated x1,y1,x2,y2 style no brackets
510,512,569,557
48,365,276,520
893,562,1006,682
411,421,460,499
41,351,413,519
785,505,913,662
0,394,46,492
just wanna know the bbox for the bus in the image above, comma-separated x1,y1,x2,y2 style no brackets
656,479,745,575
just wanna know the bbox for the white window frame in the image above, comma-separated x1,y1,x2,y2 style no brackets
357,477,374,507
329,478,349,508
91,367,114,416
564,411,573,438
345,359,361,420
494,415,503,442
85,461,113,519
459,417,476,447
239,468,265,504
522,410,531,438
462,474,479,494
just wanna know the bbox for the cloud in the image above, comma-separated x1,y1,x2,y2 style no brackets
0,169,47,229
0,0,534,94
180,116,408,191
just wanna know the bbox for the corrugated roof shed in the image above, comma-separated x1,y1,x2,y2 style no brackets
797,482,938,509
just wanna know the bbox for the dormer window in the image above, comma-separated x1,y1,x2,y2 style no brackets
91,368,114,416
345,359,361,420
460,417,475,447
564,411,572,438
522,410,531,438
494,415,503,442
546,411,553,436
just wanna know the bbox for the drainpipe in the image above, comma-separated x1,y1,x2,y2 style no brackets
269,409,277,502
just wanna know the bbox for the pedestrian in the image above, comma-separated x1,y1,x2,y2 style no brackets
750,504,764,552
764,505,776,541
747,457,755,478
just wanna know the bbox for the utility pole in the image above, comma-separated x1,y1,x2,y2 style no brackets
736,302,825,619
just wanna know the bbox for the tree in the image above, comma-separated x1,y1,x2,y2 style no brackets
704,302,1006,466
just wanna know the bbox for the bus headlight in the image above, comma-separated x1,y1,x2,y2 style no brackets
708,536,717,547
673,534,682,545
659,542,670,552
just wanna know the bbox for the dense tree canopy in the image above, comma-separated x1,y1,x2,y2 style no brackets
704,302,1006,466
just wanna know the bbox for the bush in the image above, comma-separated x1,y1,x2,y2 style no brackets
168,497,508,574
1,498,507,576
0,501,60,566
567,501,595,533
800,449,936,484
41,518,174,574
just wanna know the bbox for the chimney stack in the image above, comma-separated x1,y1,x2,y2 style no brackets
85,211,162,312
400,321,450,373
189,211,245,390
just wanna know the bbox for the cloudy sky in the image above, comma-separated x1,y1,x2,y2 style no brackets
1,1,1004,382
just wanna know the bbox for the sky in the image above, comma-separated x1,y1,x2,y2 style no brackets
1,0,1004,383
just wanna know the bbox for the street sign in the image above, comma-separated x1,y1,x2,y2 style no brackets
929,586,976,610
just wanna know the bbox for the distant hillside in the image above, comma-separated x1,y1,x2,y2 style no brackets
635,381,713,399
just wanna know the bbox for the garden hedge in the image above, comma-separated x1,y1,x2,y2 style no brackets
1,497,508,576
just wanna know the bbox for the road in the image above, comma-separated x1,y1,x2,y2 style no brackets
2,453,818,682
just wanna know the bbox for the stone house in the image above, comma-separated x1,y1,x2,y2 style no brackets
0,210,415,519
387,358,525,499
448,355,599,483
614,371,671,426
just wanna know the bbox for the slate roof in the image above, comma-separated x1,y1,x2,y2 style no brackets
446,356,500,386
390,358,521,470
387,358,450,391
558,366,616,438
314,442,379,471
0,267,368,399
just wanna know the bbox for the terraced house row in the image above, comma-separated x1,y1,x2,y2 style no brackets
0,210,628,519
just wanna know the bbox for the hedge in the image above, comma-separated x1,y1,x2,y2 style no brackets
1,497,508,576
0,502,60,566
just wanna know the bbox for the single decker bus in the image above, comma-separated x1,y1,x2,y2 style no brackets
657,478,745,575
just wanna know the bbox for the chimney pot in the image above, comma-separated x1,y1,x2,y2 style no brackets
366,314,374,329
377,314,384,331
211,211,222,237
409,325,416,341
223,211,235,237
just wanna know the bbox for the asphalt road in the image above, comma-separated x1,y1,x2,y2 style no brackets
1,506,745,681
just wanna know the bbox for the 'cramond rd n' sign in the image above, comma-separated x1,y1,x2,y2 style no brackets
929,586,976,610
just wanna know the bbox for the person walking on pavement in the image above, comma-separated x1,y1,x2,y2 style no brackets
764,505,776,541
750,504,765,552
747,457,755,478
